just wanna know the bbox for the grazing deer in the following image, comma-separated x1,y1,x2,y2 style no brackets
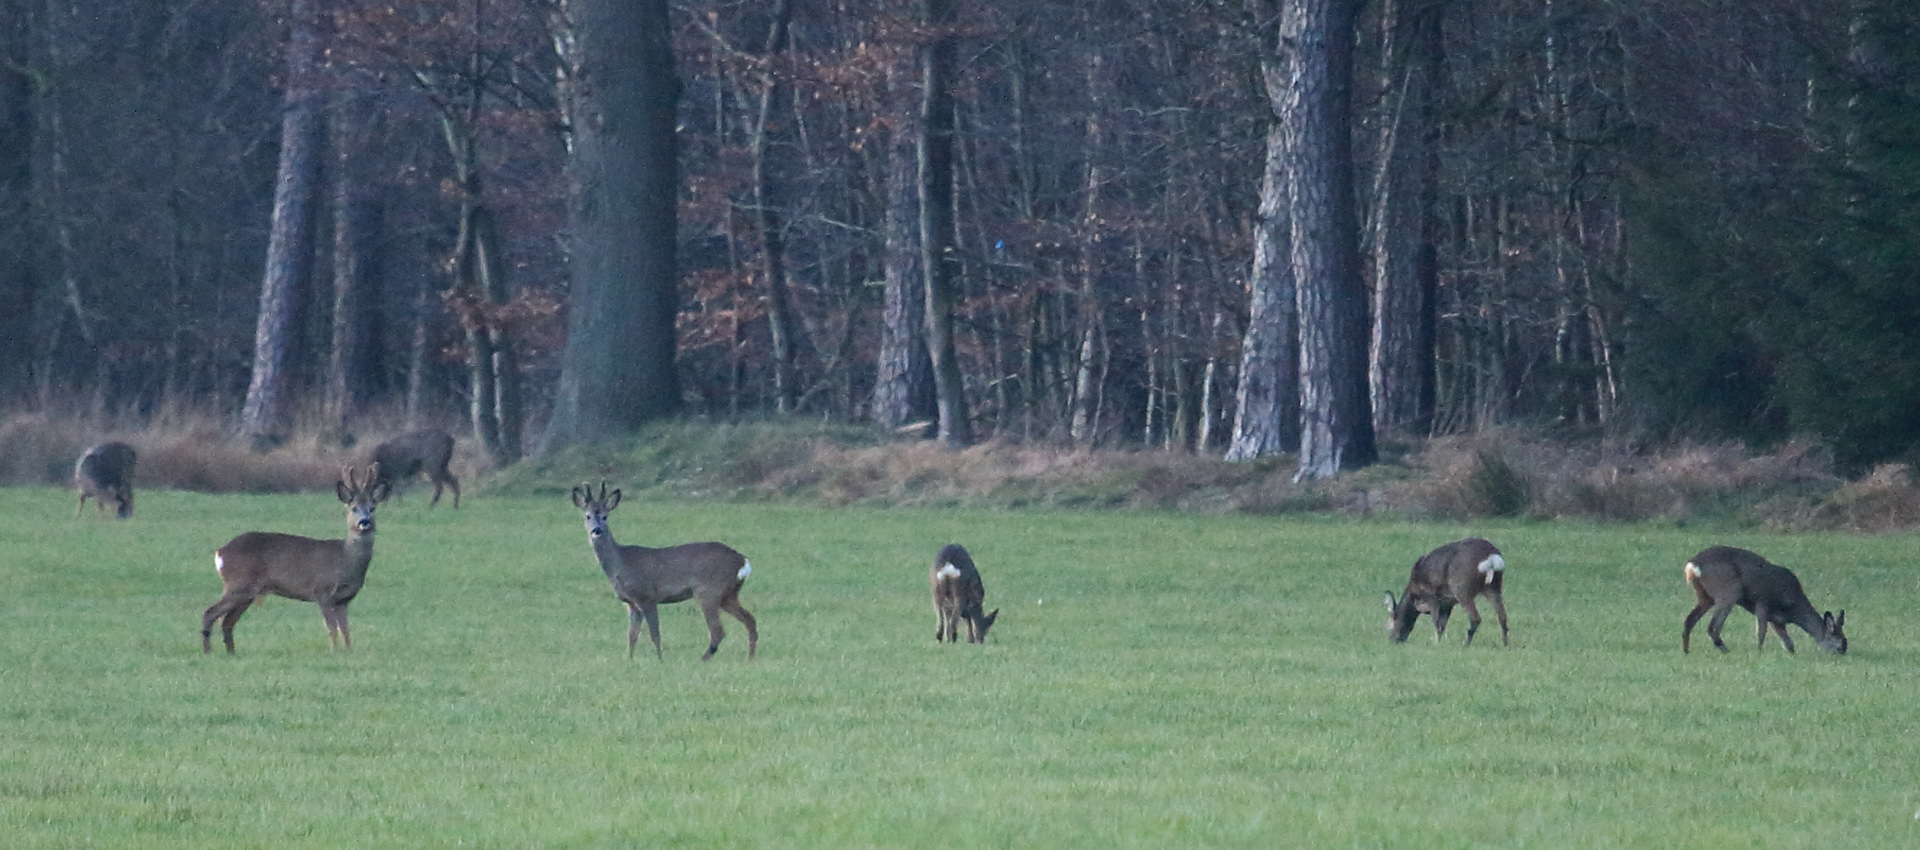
371,429,460,507
571,483,757,660
200,466,391,654
1385,537,1509,646
931,544,998,643
74,441,137,518
1683,546,1847,654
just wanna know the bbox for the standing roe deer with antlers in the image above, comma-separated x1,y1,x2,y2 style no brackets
200,466,391,654
1385,537,1509,646
74,441,137,518
572,483,757,660
931,544,998,643
371,429,460,507
1682,546,1847,654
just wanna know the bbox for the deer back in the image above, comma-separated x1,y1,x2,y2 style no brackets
75,442,137,518
1685,546,1846,652
372,429,454,480
607,540,750,603
1387,537,1504,641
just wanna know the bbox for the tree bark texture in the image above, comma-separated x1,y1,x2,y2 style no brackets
751,0,800,413
542,0,682,452
1280,0,1375,480
1368,0,1442,438
1225,118,1299,461
918,0,971,447
871,61,936,431
241,0,325,449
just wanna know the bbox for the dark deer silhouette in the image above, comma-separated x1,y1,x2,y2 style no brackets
572,483,757,660
1385,537,1509,646
371,429,460,507
1683,546,1846,654
201,466,391,653
931,544,998,643
74,442,137,518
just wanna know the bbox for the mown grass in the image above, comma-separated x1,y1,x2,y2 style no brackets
3,487,1917,848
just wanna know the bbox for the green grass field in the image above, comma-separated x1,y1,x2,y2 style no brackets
3,486,1916,848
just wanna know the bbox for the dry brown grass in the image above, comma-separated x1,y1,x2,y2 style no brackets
7,408,1909,529
0,412,487,495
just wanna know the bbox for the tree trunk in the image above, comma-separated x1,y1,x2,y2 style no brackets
1367,0,1442,438
325,86,373,445
871,62,936,431
751,0,800,413
918,0,970,447
1280,0,1375,480
241,0,325,450
0,0,32,407
542,0,682,452
1225,118,1298,460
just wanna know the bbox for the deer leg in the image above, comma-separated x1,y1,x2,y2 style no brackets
625,603,643,658
1773,623,1796,654
1485,591,1510,646
76,492,87,517
1705,603,1736,653
446,475,460,509
720,594,757,659
1752,603,1771,651
1432,600,1455,642
1682,602,1714,653
698,600,727,660
638,602,663,660
323,603,352,652
1459,598,1484,647
202,594,251,654
428,481,443,507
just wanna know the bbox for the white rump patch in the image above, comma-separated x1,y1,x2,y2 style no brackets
1478,553,1505,584
1683,561,1700,583
737,561,752,581
936,563,961,580
214,553,224,576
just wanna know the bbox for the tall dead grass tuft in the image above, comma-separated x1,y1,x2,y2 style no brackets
1809,463,1920,532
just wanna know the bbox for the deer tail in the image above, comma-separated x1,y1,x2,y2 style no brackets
1478,553,1506,585
1682,561,1700,585
936,563,961,580
737,561,752,582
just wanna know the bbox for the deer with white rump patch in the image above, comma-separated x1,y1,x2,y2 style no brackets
931,544,997,643
201,465,391,654
571,483,757,660
74,441,137,518
1385,537,1509,646
1682,546,1846,654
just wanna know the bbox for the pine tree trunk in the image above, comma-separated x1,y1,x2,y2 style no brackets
871,69,935,431
0,0,31,407
918,0,971,447
1225,119,1298,460
1368,0,1442,438
241,0,324,449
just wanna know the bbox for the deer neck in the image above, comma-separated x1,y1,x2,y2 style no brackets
340,528,376,580
589,532,632,579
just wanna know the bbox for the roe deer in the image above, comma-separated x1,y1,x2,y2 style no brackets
200,466,391,654
931,544,998,643
1385,537,1509,646
371,429,460,507
1682,546,1847,654
74,441,137,518
571,483,757,660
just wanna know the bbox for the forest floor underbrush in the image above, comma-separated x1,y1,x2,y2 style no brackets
9,409,1917,530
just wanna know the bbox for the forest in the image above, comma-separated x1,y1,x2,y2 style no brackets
1,0,1916,475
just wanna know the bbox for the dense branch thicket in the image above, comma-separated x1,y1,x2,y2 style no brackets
2,0,1916,469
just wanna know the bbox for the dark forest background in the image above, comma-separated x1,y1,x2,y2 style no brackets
2,0,1916,477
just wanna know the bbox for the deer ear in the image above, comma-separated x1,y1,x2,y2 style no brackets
1835,610,1845,628
571,487,587,509
370,479,392,504
606,488,622,510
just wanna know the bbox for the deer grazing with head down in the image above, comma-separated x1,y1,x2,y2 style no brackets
571,483,757,660
200,466,391,654
371,429,460,507
74,441,137,518
1385,537,1509,646
1682,546,1847,654
931,544,997,643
